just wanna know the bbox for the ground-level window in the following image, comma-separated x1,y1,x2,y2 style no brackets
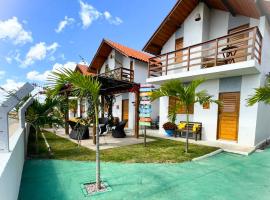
169,97,194,114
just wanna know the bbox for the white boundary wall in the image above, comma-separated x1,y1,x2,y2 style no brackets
0,123,30,200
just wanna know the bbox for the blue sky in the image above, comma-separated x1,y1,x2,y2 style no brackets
0,0,175,93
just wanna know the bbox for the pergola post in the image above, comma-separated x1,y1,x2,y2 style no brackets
0,83,34,152
134,90,139,138
101,96,105,118
64,92,69,135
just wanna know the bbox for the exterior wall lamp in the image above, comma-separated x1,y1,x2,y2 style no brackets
195,13,201,21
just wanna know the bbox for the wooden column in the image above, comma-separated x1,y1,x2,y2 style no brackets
101,96,105,118
134,90,139,138
64,93,69,135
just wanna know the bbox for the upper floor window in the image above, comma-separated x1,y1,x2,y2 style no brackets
130,60,134,71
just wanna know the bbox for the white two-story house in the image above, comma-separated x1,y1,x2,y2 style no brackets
78,39,159,130
143,0,270,148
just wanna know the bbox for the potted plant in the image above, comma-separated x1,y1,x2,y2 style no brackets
162,122,177,136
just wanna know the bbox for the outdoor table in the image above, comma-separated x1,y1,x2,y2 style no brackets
221,45,238,64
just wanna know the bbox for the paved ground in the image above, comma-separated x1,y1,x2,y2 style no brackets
19,148,270,200
46,128,155,151
147,129,255,155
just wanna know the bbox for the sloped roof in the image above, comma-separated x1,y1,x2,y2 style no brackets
89,39,152,71
143,0,265,55
75,64,96,76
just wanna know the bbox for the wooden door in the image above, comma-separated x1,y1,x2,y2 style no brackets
217,92,240,141
175,38,183,63
122,99,129,127
228,24,249,62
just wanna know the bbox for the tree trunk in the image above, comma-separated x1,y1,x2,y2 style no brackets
95,105,101,189
185,109,189,153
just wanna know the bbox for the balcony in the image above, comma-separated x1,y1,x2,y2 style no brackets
148,26,262,82
98,67,134,82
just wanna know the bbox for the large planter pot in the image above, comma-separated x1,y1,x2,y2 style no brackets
164,129,174,136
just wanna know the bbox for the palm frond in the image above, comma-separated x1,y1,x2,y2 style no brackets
247,86,270,106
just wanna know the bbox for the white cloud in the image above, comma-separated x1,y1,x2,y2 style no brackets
55,16,75,33
103,11,123,25
26,61,77,82
79,1,122,28
0,70,5,79
5,57,12,64
79,0,102,28
22,42,59,67
0,17,32,45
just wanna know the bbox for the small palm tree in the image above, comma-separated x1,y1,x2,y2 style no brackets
48,67,102,189
247,75,270,106
151,79,219,153
26,98,63,154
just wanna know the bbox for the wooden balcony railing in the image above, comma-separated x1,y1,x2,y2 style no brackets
99,67,134,82
148,26,263,78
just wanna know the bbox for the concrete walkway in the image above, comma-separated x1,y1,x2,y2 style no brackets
147,129,255,155
19,147,270,200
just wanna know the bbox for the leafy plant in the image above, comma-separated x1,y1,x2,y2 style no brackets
247,74,270,106
151,79,219,153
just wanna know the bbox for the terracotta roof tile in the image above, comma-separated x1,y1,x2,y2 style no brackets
75,64,96,76
105,39,152,63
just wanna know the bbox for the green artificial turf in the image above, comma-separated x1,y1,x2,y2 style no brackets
19,148,270,200
27,130,218,163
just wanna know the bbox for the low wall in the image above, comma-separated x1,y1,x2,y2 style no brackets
0,123,30,200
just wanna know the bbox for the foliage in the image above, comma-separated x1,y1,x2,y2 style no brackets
247,75,270,106
26,98,64,153
151,79,219,153
162,122,177,130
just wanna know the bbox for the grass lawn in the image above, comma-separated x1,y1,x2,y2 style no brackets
27,130,218,163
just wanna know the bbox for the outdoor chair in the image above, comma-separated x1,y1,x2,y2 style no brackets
98,117,109,135
112,120,127,138
68,120,90,140
175,121,202,141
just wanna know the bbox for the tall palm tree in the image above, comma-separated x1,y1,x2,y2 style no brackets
151,79,219,153
26,98,63,154
247,75,270,106
48,68,102,189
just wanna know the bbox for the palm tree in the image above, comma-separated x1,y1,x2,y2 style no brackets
26,98,63,154
247,75,270,106
151,79,219,153
48,67,102,189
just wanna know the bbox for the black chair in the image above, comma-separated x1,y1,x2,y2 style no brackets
112,120,127,138
98,118,109,135
68,121,89,140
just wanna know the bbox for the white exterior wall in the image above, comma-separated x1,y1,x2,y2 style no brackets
254,17,270,145
194,79,219,141
152,3,270,146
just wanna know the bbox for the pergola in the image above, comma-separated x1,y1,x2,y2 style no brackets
63,73,140,144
